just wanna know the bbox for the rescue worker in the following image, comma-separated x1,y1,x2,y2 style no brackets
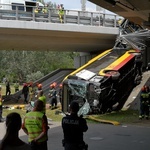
139,85,150,120
38,90,46,114
5,80,11,96
49,83,57,109
28,82,34,102
62,101,88,150
34,2,41,13
58,83,63,104
35,83,43,98
22,100,49,150
22,83,29,104
14,81,19,93
37,83,42,90
0,85,3,122
58,5,64,23
42,4,48,14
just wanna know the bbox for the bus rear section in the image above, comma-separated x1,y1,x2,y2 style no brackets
62,48,142,115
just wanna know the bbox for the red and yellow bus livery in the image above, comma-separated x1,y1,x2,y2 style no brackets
62,48,142,115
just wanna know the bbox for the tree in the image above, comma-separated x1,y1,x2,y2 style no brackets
0,50,75,83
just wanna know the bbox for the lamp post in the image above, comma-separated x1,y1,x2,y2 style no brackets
80,0,86,11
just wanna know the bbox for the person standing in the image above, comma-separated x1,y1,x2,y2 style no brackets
58,83,63,104
28,82,34,102
35,83,42,98
0,85,3,122
139,85,150,120
49,83,57,109
62,101,88,150
14,81,19,93
5,80,11,96
22,83,29,104
0,112,32,150
58,4,64,23
38,90,46,114
22,100,49,150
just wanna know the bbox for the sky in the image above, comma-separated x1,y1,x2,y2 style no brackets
44,0,97,11
44,0,120,15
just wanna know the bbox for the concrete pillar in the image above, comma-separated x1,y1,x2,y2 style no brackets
74,52,91,68
74,52,103,69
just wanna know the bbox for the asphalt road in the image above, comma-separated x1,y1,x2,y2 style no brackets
0,121,150,150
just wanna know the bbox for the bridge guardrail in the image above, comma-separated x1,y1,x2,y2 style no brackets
0,3,120,27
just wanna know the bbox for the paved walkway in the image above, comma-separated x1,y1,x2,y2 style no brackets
123,71,150,110
0,120,61,141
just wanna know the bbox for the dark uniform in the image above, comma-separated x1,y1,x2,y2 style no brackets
0,89,2,122
139,86,150,119
62,102,88,150
49,86,57,109
22,83,29,104
6,80,11,96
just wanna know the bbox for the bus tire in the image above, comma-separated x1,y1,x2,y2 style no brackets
105,70,120,80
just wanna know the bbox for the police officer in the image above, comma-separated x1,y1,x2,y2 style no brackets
62,101,88,150
139,85,150,120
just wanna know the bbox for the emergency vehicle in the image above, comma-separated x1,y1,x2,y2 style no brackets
0,0,43,12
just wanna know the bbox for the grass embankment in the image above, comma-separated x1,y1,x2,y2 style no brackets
88,110,139,124
2,105,139,124
3,107,63,122
0,83,23,95
1,84,141,125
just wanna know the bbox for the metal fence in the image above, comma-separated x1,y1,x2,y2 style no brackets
0,3,121,27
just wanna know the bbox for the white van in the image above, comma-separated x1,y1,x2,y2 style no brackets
0,0,43,12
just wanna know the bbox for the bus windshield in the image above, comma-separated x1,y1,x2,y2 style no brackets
68,80,87,99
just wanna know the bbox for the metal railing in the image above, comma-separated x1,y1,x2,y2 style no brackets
0,3,120,27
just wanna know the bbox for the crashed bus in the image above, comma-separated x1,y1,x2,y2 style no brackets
61,19,149,115
62,47,142,115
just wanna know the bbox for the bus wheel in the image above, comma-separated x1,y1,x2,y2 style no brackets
105,70,120,80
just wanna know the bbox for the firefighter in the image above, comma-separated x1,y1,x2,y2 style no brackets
62,101,88,150
22,83,29,104
35,83,43,98
58,83,63,104
38,90,46,114
139,85,150,120
49,82,57,109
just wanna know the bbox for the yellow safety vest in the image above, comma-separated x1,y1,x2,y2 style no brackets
141,93,149,98
59,9,64,15
0,92,2,106
25,111,47,142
